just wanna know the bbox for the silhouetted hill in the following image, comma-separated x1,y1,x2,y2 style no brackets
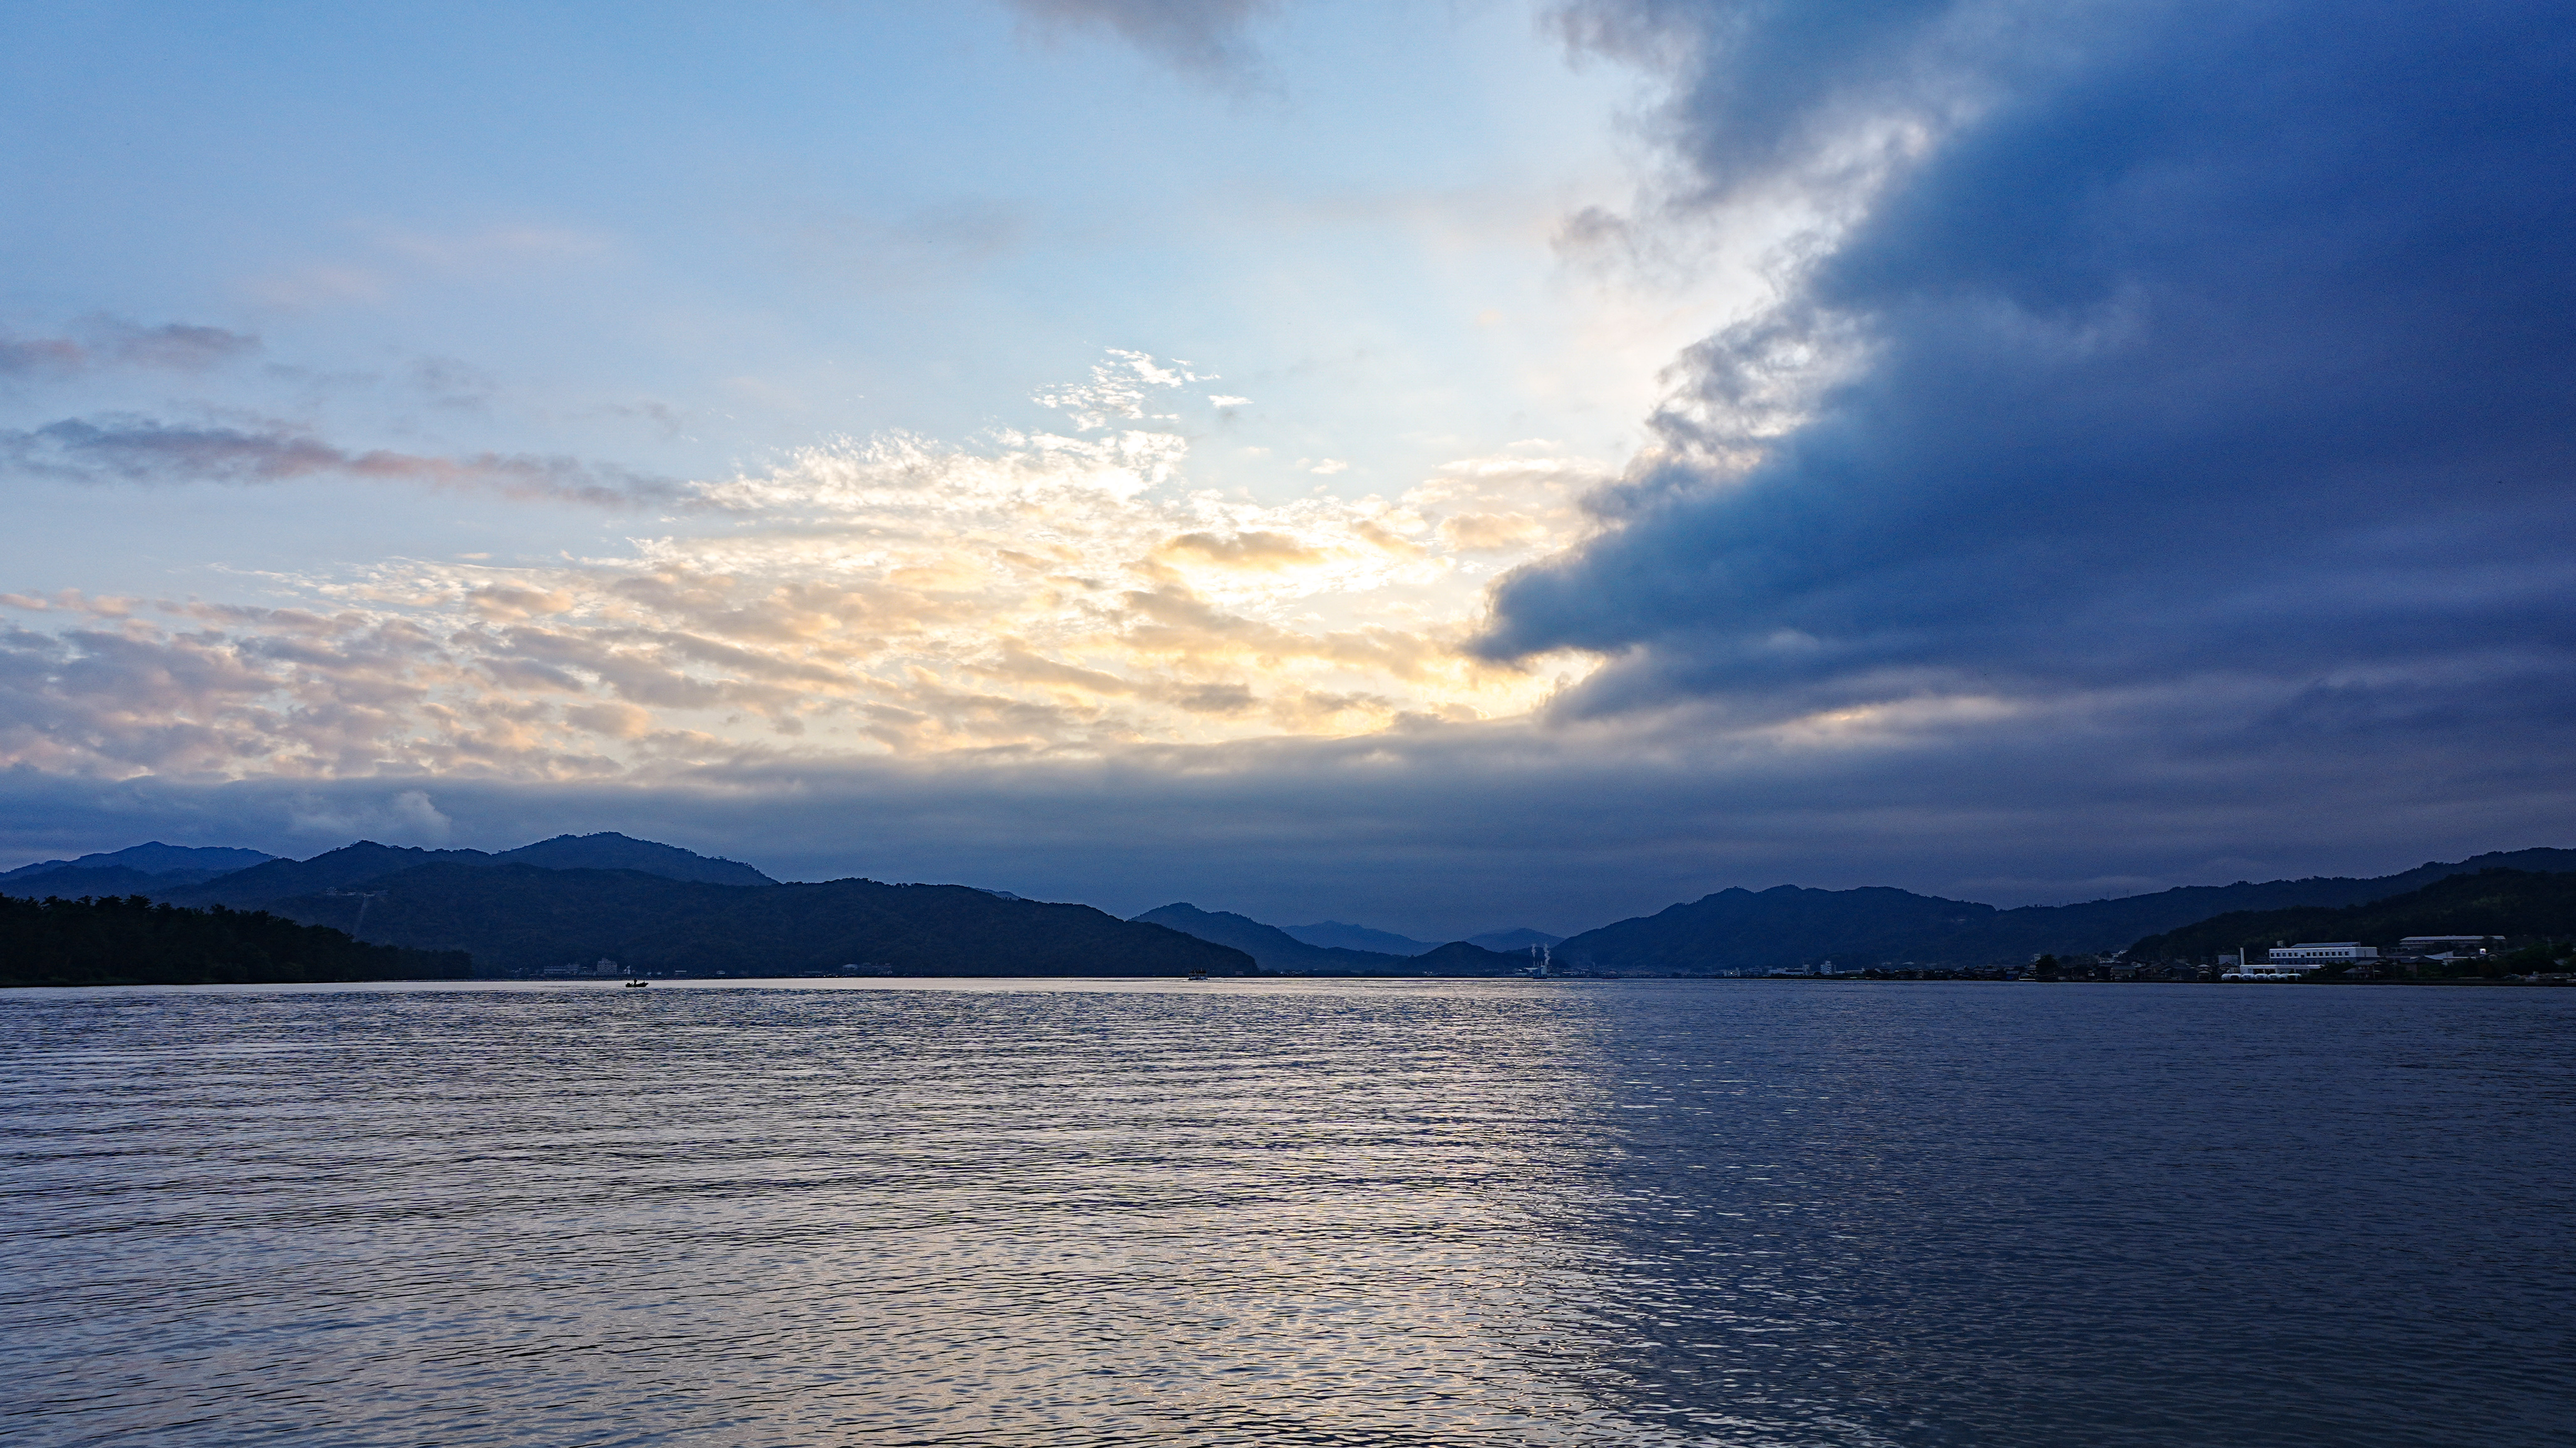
1,893,470,988
163,834,774,909
166,842,495,908
1466,927,1564,951
1558,885,1998,974
1281,920,1437,955
1409,940,1535,975
2128,870,2576,960
3,866,208,899
1557,847,2576,973
1132,903,1416,971
1136,904,1542,974
493,832,773,885
0,842,277,883
0,843,281,898
271,864,1251,977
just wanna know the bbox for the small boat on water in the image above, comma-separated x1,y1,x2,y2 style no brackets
623,978,650,988
1187,970,1209,981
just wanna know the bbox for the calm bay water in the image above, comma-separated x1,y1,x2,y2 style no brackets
2,978,2570,1446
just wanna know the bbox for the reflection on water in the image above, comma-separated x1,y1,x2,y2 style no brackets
2,979,2571,1446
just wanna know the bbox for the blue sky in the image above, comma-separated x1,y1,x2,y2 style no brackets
3,2,1695,579
5,0,2571,936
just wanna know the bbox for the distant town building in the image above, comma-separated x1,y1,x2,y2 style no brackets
2397,936,2500,957
2266,942,2378,965
2224,942,2377,980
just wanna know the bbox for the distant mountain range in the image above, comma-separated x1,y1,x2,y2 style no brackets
1133,903,1538,974
1552,847,2576,973
0,833,1242,978
1138,847,2576,976
1280,919,1437,955
7,832,2570,981
0,842,281,896
1278,921,1565,955
264,861,1247,977
0,832,773,907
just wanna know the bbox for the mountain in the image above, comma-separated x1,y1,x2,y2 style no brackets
0,842,278,894
1281,920,1437,955
1466,927,1564,952
160,833,774,910
1,865,210,899
269,864,1251,977
1407,940,1537,975
165,842,496,909
1558,885,2002,975
1132,904,1541,975
1132,903,1414,972
1,893,469,988
2127,869,2576,961
1555,847,2576,973
492,832,774,885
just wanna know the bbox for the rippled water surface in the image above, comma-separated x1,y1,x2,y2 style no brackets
4,979,2571,1446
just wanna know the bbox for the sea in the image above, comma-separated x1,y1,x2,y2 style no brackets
2,978,2569,1446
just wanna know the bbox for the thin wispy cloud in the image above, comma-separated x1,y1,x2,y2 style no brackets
0,415,677,506
1004,0,1286,79
0,319,260,378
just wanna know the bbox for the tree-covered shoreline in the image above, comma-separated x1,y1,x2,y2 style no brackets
0,894,472,988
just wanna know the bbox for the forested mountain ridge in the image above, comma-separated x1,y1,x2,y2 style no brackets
272,864,1251,977
2127,869,2576,961
1132,903,1416,972
160,834,774,909
0,842,277,884
1556,848,2576,973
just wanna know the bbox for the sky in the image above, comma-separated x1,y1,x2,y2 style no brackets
3,0,2570,938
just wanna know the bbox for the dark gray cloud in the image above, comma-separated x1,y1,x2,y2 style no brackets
1003,0,1284,77
0,414,676,505
1491,0,2576,752
1551,0,1973,202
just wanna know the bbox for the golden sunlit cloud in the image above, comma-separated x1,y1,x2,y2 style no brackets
0,355,1608,780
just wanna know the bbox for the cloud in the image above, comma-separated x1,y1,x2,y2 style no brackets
96,319,262,371
1154,530,1325,569
4,688,2569,936
285,787,452,844
410,356,499,410
0,336,84,378
1003,0,1285,79
1030,348,1212,431
0,415,676,505
1486,0,2576,766
0,319,260,378
0,359,1606,780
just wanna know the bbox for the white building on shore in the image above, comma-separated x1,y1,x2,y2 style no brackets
2223,942,2378,980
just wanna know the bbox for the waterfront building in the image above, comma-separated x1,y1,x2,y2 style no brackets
2223,942,2378,980
2397,935,2500,958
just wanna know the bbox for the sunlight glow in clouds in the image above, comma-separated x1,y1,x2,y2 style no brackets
0,355,1603,780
